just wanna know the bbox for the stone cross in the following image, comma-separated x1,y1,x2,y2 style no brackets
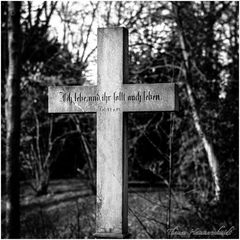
48,27,179,238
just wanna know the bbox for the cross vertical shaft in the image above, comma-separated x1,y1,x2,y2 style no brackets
95,28,128,238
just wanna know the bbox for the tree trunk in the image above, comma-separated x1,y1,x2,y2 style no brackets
36,168,49,196
5,2,21,238
80,133,96,194
1,2,8,83
174,3,220,202
73,116,96,194
185,82,220,201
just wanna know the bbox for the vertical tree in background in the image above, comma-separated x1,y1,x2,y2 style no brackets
173,2,221,202
5,2,21,238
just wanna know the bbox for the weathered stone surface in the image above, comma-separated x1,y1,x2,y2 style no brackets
96,27,128,236
48,86,97,113
48,83,178,113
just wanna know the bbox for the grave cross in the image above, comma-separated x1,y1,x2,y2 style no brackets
48,27,179,238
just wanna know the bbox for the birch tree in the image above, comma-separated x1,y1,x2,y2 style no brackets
172,2,221,201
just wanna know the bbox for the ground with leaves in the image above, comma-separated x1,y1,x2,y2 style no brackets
2,178,236,239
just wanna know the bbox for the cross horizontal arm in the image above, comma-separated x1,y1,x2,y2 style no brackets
48,85,98,113
122,83,178,112
48,83,178,113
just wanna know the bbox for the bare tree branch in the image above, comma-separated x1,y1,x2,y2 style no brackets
129,207,155,238
80,2,99,63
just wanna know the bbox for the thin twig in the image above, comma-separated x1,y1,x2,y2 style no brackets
33,110,42,164
166,112,174,238
130,188,168,209
129,207,154,238
80,2,99,63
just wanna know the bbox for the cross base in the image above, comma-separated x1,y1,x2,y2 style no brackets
93,232,131,239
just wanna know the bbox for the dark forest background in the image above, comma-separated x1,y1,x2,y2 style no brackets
1,1,239,238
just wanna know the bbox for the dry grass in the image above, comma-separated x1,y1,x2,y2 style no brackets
1,179,236,238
